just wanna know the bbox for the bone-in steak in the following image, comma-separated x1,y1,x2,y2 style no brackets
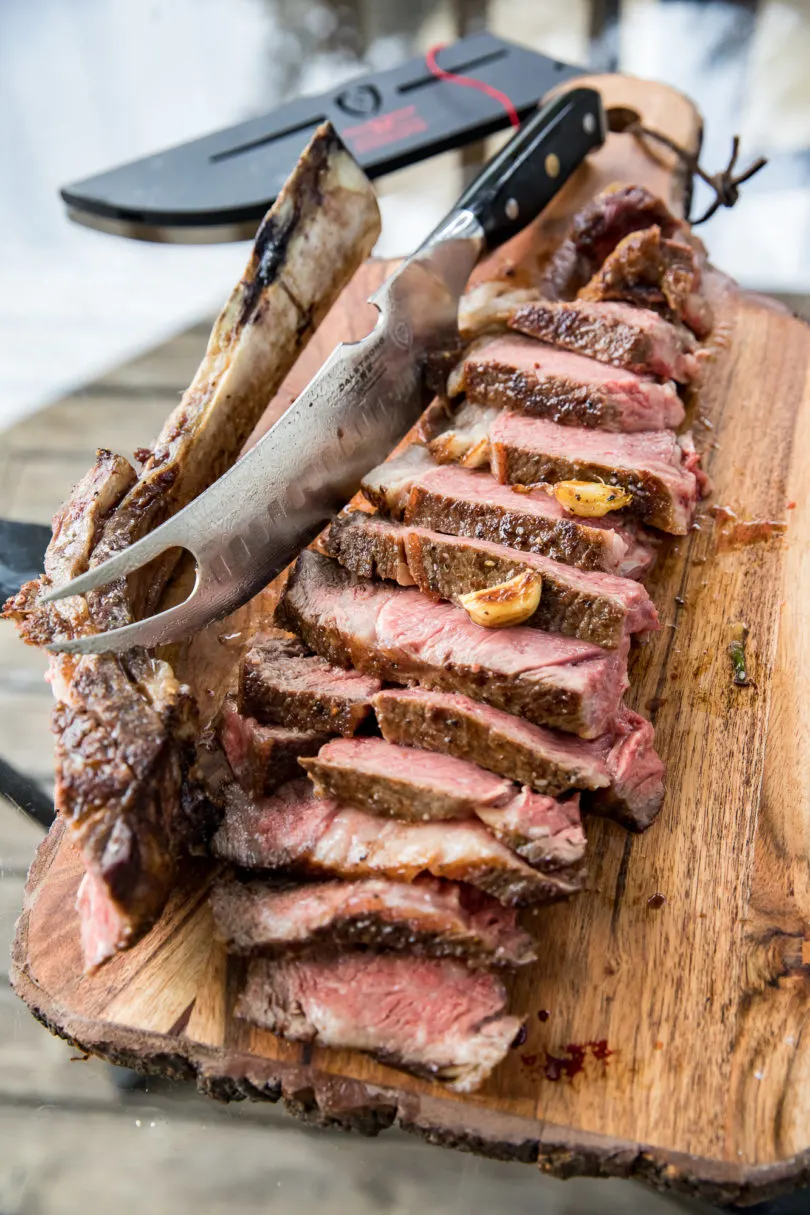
448,333,684,432
490,412,704,535
210,876,537,967
509,298,699,384
277,551,629,738
219,694,328,799
212,778,583,904
361,451,655,579
326,511,658,648
239,637,380,736
373,689,664,831
237,950,523,1093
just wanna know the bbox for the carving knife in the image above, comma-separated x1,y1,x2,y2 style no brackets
44,87,606,652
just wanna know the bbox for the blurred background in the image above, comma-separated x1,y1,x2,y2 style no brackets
1,1,809,1212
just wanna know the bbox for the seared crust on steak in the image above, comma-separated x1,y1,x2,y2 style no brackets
509,298,699,384
210,876,537,968
239,637,380,736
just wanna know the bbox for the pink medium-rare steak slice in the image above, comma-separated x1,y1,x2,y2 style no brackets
361,453,655,579
211,779,583,904
373,689,664,830
210,876,537,967
508,298,700,383
237,950,523,1093
489,412,704,535
239,636,380,736
218,694,329,799
276,552,629,738
300,737,586,873
326,511,658,648
589,704,666,830
448,333,684,432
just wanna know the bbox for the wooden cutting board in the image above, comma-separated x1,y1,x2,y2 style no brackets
10,75,810,1207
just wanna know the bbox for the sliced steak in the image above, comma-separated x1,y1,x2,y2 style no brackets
374,689,664,832
361,452,655,579
218,694,328,799
239,637,380,736
212,778,583,903
210,876,537,967
448,333,684,432
327,511,658,648
579,226,712,338
301,737,586,873
237,950,522,1093
490,412,703,534
589,704,666,830
509,298,699,383
277,552,629,738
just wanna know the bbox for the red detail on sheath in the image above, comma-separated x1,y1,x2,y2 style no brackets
425,44,521,130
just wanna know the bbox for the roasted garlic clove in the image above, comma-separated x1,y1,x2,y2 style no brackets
552,480,633,517
458,570,542,629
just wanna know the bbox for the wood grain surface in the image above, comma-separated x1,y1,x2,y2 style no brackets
8,75,810,1207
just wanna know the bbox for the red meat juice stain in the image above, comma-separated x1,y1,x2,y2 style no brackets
647,892,667,910
521,1040,614,1082
537,1009,551,1022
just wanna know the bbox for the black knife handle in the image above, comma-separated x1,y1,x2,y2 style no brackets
455,87,605,251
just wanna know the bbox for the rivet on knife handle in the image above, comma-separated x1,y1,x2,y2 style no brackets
455,88,606,250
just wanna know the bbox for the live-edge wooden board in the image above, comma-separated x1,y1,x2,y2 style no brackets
10,76,810,1207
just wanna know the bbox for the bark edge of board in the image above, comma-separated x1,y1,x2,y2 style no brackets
10,820,810,1209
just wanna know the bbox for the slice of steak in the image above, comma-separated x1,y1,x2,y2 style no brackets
448,333,684,432
277,552,629,738
490,412,703,535
218,694,328,799
237,950,523,1093
509,298,699,383
211,778,583,903
239,637,380,736
374,689,664,832
588,704,666,830
579,226,712,337
361,452,655,579
210,876,537,967
300,736,586,874
327,511,658,648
